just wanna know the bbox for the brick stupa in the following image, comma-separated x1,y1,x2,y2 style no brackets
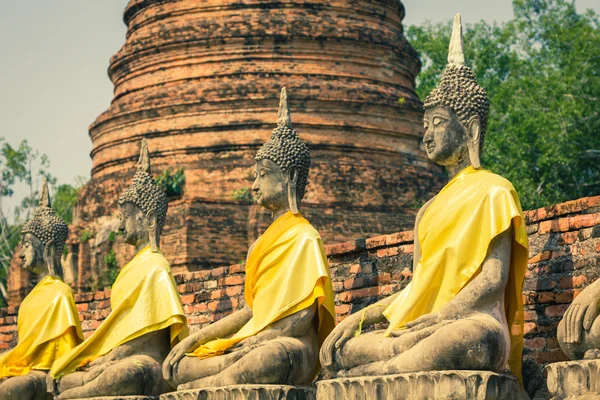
10,0,445,300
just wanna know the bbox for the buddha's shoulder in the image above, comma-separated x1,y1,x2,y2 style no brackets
477,170,517,194
286,220,321,241
135,251,172,274
53,279,75,297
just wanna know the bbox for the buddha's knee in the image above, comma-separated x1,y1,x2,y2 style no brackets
451,320,505,371
234,342,292,384
0,374,43,400
100,356,161,394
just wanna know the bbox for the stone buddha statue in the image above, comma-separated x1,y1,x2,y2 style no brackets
48,139,188,399
0,180,83,400
319,14,530,382
163,87,336,391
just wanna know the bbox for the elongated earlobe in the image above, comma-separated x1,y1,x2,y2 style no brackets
288,166,299,214
44,241,57,277
467,116,482,169
147,210,159,252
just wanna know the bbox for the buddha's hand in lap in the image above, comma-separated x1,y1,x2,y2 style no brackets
320,315,360,368
390,312,443,337
562,291,600,344
163,333,209,382
231,335,258,350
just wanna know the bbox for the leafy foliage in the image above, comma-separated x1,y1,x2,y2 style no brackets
103,249,119,288
232,187,254,203
53,184,79,224
406,0,600,209
80,230,92,243
155,168,185,198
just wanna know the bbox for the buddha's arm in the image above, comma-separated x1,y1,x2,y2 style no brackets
163,307,252,381
439,227,513,319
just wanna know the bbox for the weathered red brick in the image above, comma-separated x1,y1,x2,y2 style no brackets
545,304,569,317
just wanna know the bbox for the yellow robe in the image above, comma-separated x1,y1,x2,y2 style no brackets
0,275,83,378
383,166,529,380
50,247,188,377
190,212,336,376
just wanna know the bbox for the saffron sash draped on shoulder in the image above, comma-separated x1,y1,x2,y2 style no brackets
50,247,188,377
382,166,529,381
189,212,336,375
0,276,83,378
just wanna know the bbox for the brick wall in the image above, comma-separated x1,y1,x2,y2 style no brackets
1,195,599,395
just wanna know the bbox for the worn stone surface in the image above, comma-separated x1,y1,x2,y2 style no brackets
160,385,315,400
1,196,599,391
316,371,529,400
546,360,600,399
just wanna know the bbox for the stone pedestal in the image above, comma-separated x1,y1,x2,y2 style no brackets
546,359,600,399
316,371,529,400
159,385,316,400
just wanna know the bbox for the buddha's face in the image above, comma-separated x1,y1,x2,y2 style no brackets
117,202,149,247
423,105,469,166
19,233,44,274
252,159,288,212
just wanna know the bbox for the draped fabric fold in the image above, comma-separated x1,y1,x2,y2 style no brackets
382,166,529,380
50,247,188,377
189,212,336,376
0,276,83,378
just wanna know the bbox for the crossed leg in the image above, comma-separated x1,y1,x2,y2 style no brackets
56,355,166,399
177,335,316,390
336,316,507,377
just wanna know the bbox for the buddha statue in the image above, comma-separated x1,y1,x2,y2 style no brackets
0,180,83,400
163,87,336,391
48,139,188,399
319,14,530,382
558,276,600,360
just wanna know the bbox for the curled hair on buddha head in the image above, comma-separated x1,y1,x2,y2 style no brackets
21,179,68,275
424,14,490,151
118,139,168,235
255,87,311,214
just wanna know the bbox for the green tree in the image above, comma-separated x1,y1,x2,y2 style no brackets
407,0,600,209
53,183,80,224
0,139,83,305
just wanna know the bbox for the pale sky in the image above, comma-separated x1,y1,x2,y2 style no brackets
1,0,599,215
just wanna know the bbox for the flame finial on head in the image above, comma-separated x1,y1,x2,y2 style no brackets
138,138,151,174
40,178,51,208
448,14,465,66
276,87,292,128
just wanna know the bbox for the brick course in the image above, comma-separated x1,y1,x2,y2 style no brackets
2,195,599,393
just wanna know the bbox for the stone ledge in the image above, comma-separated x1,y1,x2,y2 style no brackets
316,371,529,400
546,359,600,399
160,385,316,400
73,397,157,400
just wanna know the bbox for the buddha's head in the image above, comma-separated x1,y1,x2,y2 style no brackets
253,87,311,215
423,14,489,169
19,179,68,277
117,139,168,252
